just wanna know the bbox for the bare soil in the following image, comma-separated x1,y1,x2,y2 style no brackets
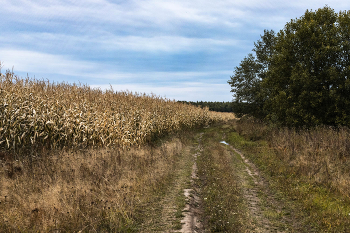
180,133,203,233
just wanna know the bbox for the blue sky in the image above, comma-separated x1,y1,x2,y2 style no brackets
1,0,349,101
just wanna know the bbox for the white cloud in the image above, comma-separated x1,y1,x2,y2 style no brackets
0,32,240,54
0,48,232,79
93,70,232,82
0,0,279,31
2,0,349,30
91,82,232,101
0,49,97,76
69,34,237,53
0,48,233,101
100,35,239,52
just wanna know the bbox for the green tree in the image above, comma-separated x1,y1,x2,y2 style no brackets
229,6,350,127
228,30,276,118
264,6,350,127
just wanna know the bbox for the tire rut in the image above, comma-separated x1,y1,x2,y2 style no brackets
180,133,203,232
140,134,204,233
140,146,194,232
221,141,292,232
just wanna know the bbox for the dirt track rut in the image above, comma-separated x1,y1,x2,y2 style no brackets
224,142,292,232
180,133,203,233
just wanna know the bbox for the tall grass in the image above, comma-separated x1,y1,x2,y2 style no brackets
236,117,350,198
271,126,350,197
0,138,185,232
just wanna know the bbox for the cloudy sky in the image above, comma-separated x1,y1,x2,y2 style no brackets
1,0,349,101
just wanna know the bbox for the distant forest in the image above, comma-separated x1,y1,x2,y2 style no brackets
178,101,233,112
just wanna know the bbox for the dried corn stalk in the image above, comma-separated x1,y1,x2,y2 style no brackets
0,71,232,152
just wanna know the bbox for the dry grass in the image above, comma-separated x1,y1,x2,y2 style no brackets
231,118,350,231
207,111,236,122
236,117,350,198
0,138,185,232
235,116,270,141
270,126,350,197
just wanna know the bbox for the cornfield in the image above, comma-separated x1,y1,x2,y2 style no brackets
0,71,227,152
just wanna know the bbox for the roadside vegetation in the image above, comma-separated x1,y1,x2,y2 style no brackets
228,117,350,232
1,136,186,232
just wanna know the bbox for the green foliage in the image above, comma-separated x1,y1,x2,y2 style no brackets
265,6,350,127
229,6,350,127
179,100,234,112
228,30,276,118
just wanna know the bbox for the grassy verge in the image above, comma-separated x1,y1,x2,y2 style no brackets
0,131,194,232
196,124,246,232
227,119,350,232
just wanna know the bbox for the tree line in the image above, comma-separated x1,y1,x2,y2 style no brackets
178,101,234,112
228,6,350,127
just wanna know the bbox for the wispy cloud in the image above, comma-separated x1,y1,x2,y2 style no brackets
100,35,240,52
1,0,350,101
0,49,97,76
91,82,232,102
0,32,242,59
3,0,347,31
0,48,231,77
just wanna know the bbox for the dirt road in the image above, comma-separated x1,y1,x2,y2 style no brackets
141,127,295,232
